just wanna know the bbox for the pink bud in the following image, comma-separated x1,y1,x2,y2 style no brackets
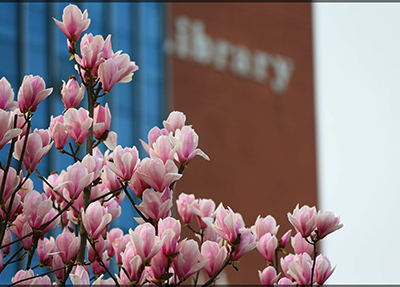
280,254,296,279
13,130,53,173
64,107,93,145
258,266,280,286
171,126,209,165
102,165,122,192
277,277,294,285
253,215,280,241
93,103,111,140
10,108,29,137
106,228,123,258
23,190,58,231
0,77,17,110
17,178,34,203
87,236,107,262
137,158,182,192
98,53,138,92
0,167,20,203
291,233,313,255
176,193,197,224
53,4,90,43
158,217,181,256
280,229,292,248
56,229,80,264
61,77,84,110
91,251,110,275
12,269,35,285
60,161,94,199
82,154,103,182
82,201,112,239
190,198,216,229
37,236,56,266
10,215,32,250
147,250,168,281
2,228,12,254
314,254,335,284
287,204,317,238
52,254,65,280
163,111,186,135
257,233,278,262
201,240,227,278
103,198,121,221
148,135,178,164
113,234,130,264
0,109,22,150
316,210,343,239
140,126,169,155
128,170,150,199
17,75,53,113
107,145,140,181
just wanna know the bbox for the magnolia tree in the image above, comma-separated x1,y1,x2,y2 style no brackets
0,4,343,286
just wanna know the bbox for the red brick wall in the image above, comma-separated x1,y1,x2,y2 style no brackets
167,3,316,283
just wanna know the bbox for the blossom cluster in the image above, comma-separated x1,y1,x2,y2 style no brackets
0,4,343,286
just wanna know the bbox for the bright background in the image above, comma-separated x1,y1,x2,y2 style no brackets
313,3,400,283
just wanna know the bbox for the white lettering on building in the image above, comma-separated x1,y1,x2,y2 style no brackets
165,15,295,95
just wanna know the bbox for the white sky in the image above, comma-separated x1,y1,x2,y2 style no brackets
313,3,400,283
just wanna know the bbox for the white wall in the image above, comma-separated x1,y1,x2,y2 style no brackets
313,3,400,283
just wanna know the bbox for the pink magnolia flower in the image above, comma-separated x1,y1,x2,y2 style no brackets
59,161,94,199
257,233,278,262
91,251,109,275
148,135,178,164
10,108,29,137
92,275,115,286
137,188,172,222
316,210,344,239
87,236,107,262
129,223,163,263
12,269,35,285
163,111,186,134
230,228,258,261
173,239,208,281
37,236,56,266
103,198,121,221
13,130,53,173
52,254,65,280
190,198,216,229
64,107,93,145
106,227,123,258
201,240,227,278
24,190,59,232
128,170,150,199
56,228,80,264
277,278,295,285
252,215,280,241
102,165,122,193
287,204,317,238
82,154,103,182
17,75,53,113
314,254,336,284
291,233,313,255
0,166,20,203
0,77,17,110
176,193,197,224
49,115,70,150
280,254,296,280
140,126,169,156
258,266,280,286
53,4,90,43
93,103,111,140
211,203,245,244
2,228,12,254
70,265,90,285
113,234,130,264
75,33,105,70
0,193,22,223
137,158,182,192
107,145,140,181
119,244,143,284
158,217,181,256
0,109,22,150
82,201,112,239
61,77,85,110
287,253,313,285
98,53,139,92
171,126,209,165
147,250,168,281
9,215,32,250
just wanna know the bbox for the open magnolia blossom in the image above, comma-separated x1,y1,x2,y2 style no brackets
0,3,343,287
